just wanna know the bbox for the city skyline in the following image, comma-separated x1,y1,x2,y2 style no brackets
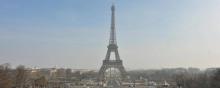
1,0,220,69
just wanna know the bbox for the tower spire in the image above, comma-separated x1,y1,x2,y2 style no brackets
109,4,117,44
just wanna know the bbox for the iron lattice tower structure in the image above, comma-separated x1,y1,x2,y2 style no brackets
98,4,127,81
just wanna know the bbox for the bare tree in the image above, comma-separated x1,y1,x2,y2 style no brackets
0,63,12,88
210,69,220,88
34,76,48,88
15,65,29,88
173,72,211,88
174,74,185,88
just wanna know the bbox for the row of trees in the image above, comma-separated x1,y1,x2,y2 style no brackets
175,69,220,88
1,64,220,88
128,68,220,88
0,63,32,88
0,63,98,88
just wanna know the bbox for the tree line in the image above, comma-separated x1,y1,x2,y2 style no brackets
1,63,220,88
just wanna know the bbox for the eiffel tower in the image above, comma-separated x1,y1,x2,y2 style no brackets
98,4,127,81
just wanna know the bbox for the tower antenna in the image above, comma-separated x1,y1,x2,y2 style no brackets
112,0,116,5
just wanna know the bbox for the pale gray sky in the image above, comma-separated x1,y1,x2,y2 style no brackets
0,0,220,69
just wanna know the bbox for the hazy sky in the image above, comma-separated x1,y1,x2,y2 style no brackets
0,0,220,69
